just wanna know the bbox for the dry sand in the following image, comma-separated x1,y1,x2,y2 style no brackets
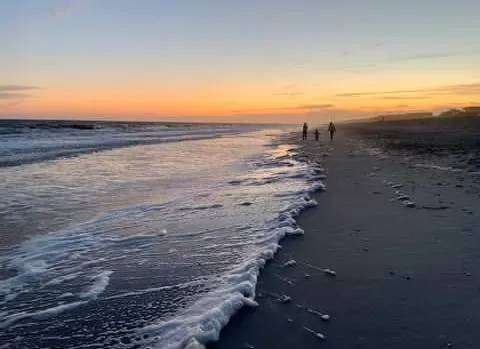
210,128,480,349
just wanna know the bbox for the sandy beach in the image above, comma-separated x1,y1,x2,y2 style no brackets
211,122,480,349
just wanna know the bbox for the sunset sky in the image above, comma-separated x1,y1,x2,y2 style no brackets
2,0,480,123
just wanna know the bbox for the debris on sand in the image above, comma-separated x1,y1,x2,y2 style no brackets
403,201,416,208
277,294,292,304
323,268,337,277
307,308,321,316
307,308,331,321
287,318,293,323
304,273,311,279
396,194,411,201
240,202,253,206
321,314,331,321
283,259,297,268
303,327,326,340
244,344,255,349
421,205,450,210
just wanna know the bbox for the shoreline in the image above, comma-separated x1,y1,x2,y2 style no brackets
210,128,480,349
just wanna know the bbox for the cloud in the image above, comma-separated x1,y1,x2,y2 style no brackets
290,104,334,110
232,104,335,115
0,92,32,100
0,98,28,109
336,89,426,97
394,50,480,62
380,96,431,100
0,85,41,110
0,85,41,92
335,83,480,98
273,84,304,97
273,92,304,97
344,49,480,73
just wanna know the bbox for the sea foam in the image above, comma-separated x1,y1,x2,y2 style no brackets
135,154,326,349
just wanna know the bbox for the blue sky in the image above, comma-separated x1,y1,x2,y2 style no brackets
1,0,480,121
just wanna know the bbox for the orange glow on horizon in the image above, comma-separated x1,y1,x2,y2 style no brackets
2,76,478,121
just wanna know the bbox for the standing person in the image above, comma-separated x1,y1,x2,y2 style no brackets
314,128,320,141
328,121,336,141
302,122,308,140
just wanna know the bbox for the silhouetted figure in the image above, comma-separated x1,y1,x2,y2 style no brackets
302,122,308,140
328,121,336,141
314,128,319,141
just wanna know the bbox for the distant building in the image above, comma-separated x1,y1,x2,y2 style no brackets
438,109,463,118
463,106,480,114
374,112,433,121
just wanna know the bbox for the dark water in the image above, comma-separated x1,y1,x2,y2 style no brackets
0,121,324,349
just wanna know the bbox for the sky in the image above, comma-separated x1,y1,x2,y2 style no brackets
1,0,480,123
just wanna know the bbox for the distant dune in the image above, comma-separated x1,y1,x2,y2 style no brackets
354,106,480,124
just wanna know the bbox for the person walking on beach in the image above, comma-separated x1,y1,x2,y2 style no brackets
302,122,308,140
314,128,320,141
328,121,336,141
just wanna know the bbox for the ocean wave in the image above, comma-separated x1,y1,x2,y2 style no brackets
0,129,327,349
0,122,256,168
133,160,325,349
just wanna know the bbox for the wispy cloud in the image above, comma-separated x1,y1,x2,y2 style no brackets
380,96,431,100
335,89,426,97
0,85,41,92
0,92,32,100
0,98,28,110
0,85,41,110
345,49,480,73
335,83,480,98
233,103,334,115
273,84,304,97
393,50,480,62
290,104,334,110
273,92,304,97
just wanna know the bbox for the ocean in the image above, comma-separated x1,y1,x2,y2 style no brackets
0,120,324,349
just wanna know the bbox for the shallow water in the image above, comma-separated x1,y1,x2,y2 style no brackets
0,124,323,349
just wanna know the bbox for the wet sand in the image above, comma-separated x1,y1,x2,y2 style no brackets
210,125,480,349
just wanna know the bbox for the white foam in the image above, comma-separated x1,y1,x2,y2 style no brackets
323,269,337,277
414,163,463,173
44,271,83,286
403,201,416,208
79,270,112,299
303,326,326,340
283,259,297,268
130,155,326,349
0,300,88,329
